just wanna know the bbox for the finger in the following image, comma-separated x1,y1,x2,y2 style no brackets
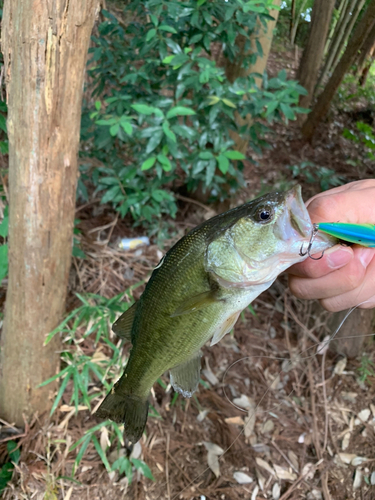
288,245,354,279
289,251,368,300
306,184,375,225
305,179,375,209
320,252,375,311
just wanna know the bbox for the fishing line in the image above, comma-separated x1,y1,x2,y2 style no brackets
166,301,372,500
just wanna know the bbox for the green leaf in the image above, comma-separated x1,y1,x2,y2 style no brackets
280,103,295,120
74,435,92,468
72,245,86,259
189,33,203,44
222,98,236,108
131,104,162,116
162,55,175,64
146,130,163,154
131,458,155,481
146,28,157,42
207,96,220,105
0,115,6,133
95,101,101,111
223,150,246,160
92,435,111,472
150,14,158,26
157,153,172,171
0,244,8,282
0,206,9,238
265,100,279,116
166,106,196,119
141,157,157,171
109,123,120,136
162,122,177,142
50,371,71,415
101,185,121,204
199,151,214,160
217,154,229,174
7,441,20,464
159,25,177,34
120,121,133,136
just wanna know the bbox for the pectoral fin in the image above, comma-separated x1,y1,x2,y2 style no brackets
210,311,241,346
169,351,202,398
171,290,219,317
112,302,137,341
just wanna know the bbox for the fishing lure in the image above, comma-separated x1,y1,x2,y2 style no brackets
300,222,375,260
316,222,375,248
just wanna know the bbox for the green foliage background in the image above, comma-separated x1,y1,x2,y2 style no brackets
79,0,308,227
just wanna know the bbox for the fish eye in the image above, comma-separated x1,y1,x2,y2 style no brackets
256,206,274,224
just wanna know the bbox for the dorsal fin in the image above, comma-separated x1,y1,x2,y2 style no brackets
112,302,137,341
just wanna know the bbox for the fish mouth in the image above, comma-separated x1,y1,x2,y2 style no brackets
273,185,312,242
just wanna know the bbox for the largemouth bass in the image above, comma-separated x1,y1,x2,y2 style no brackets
96,185,335,443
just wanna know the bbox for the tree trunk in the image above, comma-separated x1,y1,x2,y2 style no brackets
290,0,296,43
329,0,366,73
356,18,375,70
317,0,358,90
290,0,308,46
324,0,349,57
359,49,375,86
296,0,335,112
226,0,281,153
0,0,99,426
302,0,375,140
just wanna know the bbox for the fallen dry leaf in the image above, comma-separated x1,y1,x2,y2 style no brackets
255,457,275,476
233,471,253,484
203,441,224,478
225,416,245,426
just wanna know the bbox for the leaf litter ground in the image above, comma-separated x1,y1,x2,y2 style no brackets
1,50,375,500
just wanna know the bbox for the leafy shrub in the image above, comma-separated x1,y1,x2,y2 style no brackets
288,161,345,191
0,441,20,495
40,287,155,482
343,121,375,161
80,0,309,226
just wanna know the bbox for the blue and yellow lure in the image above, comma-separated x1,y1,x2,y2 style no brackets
300,222,375,260
316,222,375,248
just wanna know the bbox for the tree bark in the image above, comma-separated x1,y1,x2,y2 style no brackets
317,0,364,90
302,0,375,140
355,18,375,70
324,0,349,57
0,0,99,426
296,0,335,112
225,0,281,153
290,0,308,46
330,0,366,73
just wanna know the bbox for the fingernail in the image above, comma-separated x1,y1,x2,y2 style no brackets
358,247,374,268
326,246,353,269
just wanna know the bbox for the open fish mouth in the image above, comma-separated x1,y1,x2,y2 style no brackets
274,185,312,243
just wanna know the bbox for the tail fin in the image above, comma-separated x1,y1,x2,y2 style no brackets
96,391,149,444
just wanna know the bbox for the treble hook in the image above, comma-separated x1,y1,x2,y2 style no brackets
299,223,325,260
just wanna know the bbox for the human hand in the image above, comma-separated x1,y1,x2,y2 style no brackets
288,180,375,311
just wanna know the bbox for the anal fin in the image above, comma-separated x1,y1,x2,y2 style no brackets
170,351,202,398
112,302,137,341
210,311,241,346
